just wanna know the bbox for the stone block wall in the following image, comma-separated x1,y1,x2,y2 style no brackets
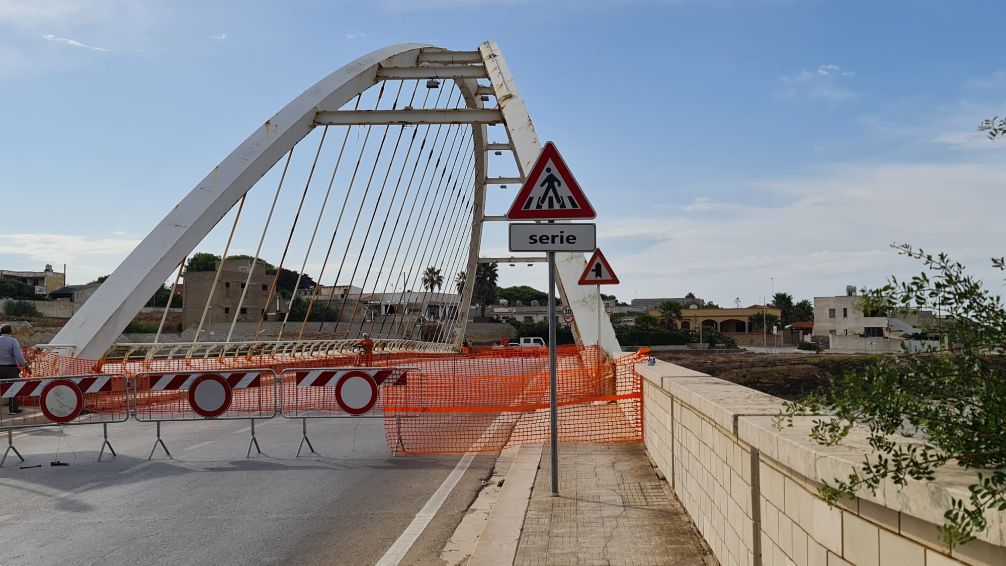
640,360,1006,566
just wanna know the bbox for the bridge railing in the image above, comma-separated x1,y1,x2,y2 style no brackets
35,338,454,363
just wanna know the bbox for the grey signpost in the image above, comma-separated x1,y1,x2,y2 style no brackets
506,142,597,496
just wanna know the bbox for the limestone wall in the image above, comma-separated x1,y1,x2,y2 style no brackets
640,360,1005,566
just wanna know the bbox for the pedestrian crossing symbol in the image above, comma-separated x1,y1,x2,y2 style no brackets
578,248,619,285
506,142,596,220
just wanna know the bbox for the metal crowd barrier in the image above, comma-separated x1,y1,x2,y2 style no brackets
0,373,129,466
132,369,277,459
279,367,418,456
0,365,428,465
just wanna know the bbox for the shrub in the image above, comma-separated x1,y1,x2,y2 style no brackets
797,340,821,352
615,326,690,346
124,321,159,333
692,327,737,348
4,300,38,317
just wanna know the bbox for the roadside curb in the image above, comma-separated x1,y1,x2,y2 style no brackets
467,443,543,565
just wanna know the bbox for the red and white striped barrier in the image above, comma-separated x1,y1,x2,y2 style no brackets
132,369,276,422
280,367,411,418
0,374,129,430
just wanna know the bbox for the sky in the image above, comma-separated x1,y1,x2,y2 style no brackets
2,0,1005,307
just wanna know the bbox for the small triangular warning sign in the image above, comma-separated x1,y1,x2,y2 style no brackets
578,249,619,285
506,142,596,220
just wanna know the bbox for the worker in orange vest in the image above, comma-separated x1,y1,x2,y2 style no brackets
357,333,375,365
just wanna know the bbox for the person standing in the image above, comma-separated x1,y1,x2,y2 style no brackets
0,324,31,414
356,333,374,366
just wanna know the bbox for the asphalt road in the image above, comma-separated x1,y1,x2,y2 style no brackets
0,414,495,566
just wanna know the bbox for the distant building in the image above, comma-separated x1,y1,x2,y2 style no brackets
674,305,782,333
49,282,102,305
299,284,363,301
630,296,703,311
182,259,272,329
1,264,66,295
812,287,933,340
365,291,461,321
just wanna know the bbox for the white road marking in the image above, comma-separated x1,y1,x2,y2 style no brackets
57,481,101,499
120,461,156,475
376,362,541,566
374,452,476,566
184,440,214,451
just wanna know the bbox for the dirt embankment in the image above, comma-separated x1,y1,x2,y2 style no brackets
651,350,881,399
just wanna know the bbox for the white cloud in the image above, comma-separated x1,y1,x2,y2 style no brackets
211,32,228,41
589,160,1006,304
344,32,366,40
0,0,148,31
0,234,140,281
778,64,858,101
42,33,109,52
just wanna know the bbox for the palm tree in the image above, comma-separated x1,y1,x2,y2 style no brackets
793,299,814,322
657,300,682,330
771,292,795,325
454,271,466,294
422,267,443,292
748,312,780,332
474,262,498,320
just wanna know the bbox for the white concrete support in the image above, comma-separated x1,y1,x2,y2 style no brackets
478,41,622,357
314,108,502,125
48,41,616,359
51,44,432,359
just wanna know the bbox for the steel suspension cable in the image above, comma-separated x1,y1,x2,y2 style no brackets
430,164,478,345
192,194,247,345
349,85,441,339
301,86,446,340
275,95,374,340
336,81,421,336
368,87,462,338
303,81,390,333
226,147,296,342
432,203,476,346
377,97,468,338
409,141,475,341
388,122,472,340
154,257,186,343
320,80,406,338
296,89,385,336
340,82,432,337
254,125,330,340
423,168,476,346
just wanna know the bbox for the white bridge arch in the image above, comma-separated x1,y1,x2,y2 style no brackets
48,42,621,360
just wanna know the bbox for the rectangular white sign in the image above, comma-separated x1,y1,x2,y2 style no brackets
509,223,596,252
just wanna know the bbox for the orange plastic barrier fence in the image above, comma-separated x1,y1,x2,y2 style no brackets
383,345,643,454
24,345,644,455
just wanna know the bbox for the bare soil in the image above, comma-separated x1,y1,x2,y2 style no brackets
652,350,881,399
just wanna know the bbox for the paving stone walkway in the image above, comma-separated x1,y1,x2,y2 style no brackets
514,442,716,566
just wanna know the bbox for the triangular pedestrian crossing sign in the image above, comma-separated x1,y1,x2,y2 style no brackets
506,142,596,220
578,249,619,285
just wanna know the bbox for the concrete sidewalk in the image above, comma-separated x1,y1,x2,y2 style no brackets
512,442,715,566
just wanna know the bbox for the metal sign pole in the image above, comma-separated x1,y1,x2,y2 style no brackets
548,249,559,496
597,285,602,346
